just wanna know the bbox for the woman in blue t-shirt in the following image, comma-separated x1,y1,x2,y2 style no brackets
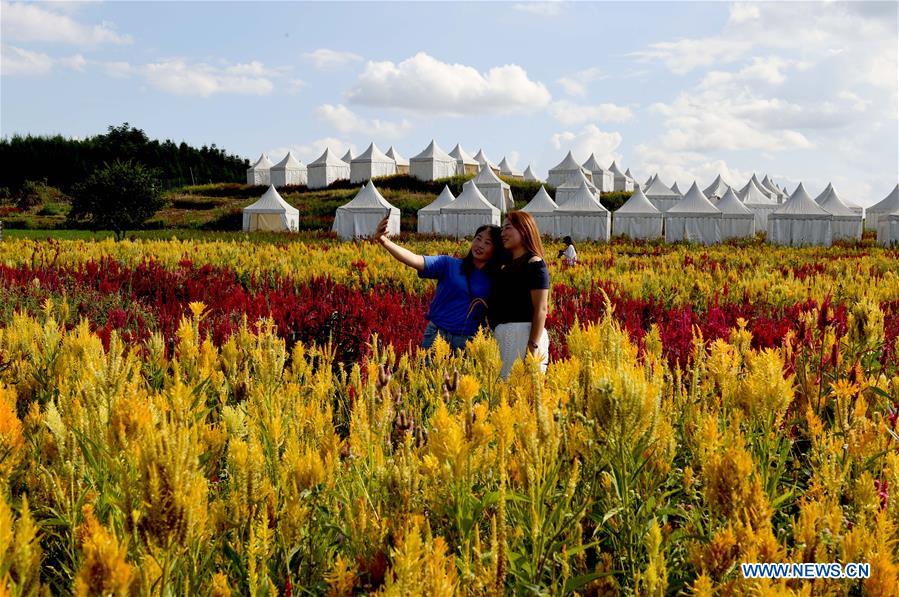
373,215,504,351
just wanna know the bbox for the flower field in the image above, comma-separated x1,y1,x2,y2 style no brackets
1,235,898,595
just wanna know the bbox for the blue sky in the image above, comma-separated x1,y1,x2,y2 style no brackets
2,1,897,205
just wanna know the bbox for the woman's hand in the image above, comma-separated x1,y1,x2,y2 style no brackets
372,217,426,271
374,215,390,244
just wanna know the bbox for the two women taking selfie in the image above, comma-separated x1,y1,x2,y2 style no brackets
374,210,549,379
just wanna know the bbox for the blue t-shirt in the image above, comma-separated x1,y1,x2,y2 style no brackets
418,255,491,336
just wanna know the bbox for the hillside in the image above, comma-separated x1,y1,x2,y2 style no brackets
1,173,634,232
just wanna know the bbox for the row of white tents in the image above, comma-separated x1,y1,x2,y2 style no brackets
246,141,542,189
243,173,899,247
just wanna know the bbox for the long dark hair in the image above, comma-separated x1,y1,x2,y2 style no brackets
461,225,505,278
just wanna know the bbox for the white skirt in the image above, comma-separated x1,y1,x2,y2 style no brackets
494,322,549,380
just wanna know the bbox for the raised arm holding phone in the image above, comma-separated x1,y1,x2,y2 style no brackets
373,215,504,351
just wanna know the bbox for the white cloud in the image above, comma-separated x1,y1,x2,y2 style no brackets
837,91,871,113
0,45,53,76
15,54,293,96
728,2,760,24
698,56,802,88
633,144,752,191
550,124,623,166
1,45,90,76
513,2,563,17
650,88,814,153
303,49,363,70
347,52,552,115
549,100,633,125
556,67,605,97
630,1,897,202
286,79,305,95
736,56,789,84
317,104,412,138
58,54,87,72
268,138,358,164
103,61,133,78
631,37,751,75
0,1,131,45
633,1,897,94
142,59,275,96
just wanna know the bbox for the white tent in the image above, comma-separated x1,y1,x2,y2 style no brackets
307,148,351,189
555,168,600,206
270,151,307,187
814,183,863,218
417,185,455,235
643,176,682,212
449,144,479,176
665,182,722,245
739,177,779,231
702,175,732,201
582,154,614,192
548,151,593,188
748,173,777,202
242,185,299,232
644,174,656,189
717,188,756,239
767,183,833,247
876,207,899,246
473,149,501,176
817,184,862,242
521,186,559,237
473,164,514,213
410,140,457,181
386,146,409,175
340,149,355,164
608,161,634,192
523,165,540,182
246,153,273,186
671,181,683,196
440,181,501,239
555,181,610,242
332,180,401,241
868,184,899,231
350,143,397,183
612,186,663,240
625,168,637,188
498,157,523,179
761,175,788,202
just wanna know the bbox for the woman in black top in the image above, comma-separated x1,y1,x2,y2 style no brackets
489,211,550,379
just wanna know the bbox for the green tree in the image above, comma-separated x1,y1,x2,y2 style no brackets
68,160,165,240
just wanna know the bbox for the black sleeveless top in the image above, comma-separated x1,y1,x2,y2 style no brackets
488,253,550,327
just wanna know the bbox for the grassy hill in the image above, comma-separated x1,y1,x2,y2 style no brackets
0,173,634,232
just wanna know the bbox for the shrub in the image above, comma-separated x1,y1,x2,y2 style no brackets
201,208,243,230
68,160,165,240
14,180,66,210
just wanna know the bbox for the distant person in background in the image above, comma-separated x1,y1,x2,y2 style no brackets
558,236,578,266
488,211,550,379
373,215,504,351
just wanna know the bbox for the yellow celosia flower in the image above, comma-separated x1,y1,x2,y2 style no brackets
831,378,860,402
325,554,357,596
427,403,466,481
456,375,480,402
74,505,135,597
188,301,207,321
734,348,794,424
0,383,24,482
